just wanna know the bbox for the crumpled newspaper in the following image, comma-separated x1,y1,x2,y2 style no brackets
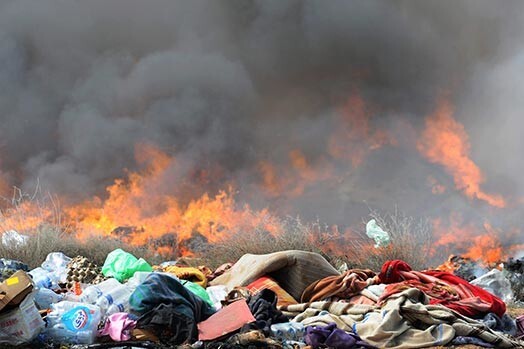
366,219,391,248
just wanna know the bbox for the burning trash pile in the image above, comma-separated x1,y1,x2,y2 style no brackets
437,254,524,306
1,249,524,349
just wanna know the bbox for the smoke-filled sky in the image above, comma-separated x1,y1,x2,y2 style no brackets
1,0,524,234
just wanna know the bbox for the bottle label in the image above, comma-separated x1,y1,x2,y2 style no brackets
63,307,90,331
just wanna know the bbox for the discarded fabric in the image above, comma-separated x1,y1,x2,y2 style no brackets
130,273,215,345
209,250,339,301
99,312,138,341
305,322,376,349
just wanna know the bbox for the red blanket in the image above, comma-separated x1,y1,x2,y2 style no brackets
378,260,506,318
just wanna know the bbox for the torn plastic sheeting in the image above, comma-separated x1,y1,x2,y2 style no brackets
471,269,514,303
1,230,29,248
102,249,153,282
365,219,391,248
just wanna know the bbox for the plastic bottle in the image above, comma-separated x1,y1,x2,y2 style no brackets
45,328,97,345
29,267,53,289
34,287,63,309
30,267,64,290
46,301,102,345
106,299,128,315
80,278,121,304
126,271,151,290
95,284,132,313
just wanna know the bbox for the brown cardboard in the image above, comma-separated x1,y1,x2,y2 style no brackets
0,270,34,312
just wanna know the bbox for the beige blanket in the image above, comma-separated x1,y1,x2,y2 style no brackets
209,250,339,300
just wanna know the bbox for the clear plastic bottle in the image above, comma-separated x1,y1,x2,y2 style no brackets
30,267,64,290
125,271,151,289
29,267,53,289
34,287,63,309
106,300,128,315
45,301,102,345
80,278,121,304
45,327,97,345
95,284,132,313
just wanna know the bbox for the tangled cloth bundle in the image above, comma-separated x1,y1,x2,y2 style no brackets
282,288,523,348
159,265,208,288
305,323,376,349
378,260,506,318
301,269,377,302
244,289,288,335
130,273,215,345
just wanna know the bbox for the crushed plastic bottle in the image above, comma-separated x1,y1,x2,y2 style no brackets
45,301,102,344
125,271,151,289
80,278,121,304
29,267,61,290
34,287,63,309
95,284,132,314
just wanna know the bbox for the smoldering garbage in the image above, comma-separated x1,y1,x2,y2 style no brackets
1,250,524,349
504,257,524,303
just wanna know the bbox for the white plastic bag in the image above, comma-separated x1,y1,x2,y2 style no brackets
366,219,391,248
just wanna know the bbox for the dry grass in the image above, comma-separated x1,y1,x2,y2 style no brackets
0,187,164,268
0,224,161,269
200,216,337,269
343,208,437,271
0,187,437,274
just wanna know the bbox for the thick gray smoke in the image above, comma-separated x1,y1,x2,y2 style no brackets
0,0,523,234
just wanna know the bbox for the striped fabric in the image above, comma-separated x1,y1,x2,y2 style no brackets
209,250,340,301
246,276,298,307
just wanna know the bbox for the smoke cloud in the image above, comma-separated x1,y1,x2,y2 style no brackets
1,0,523,235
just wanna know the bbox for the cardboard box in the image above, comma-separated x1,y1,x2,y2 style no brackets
0,293,45,345
0,270,34,312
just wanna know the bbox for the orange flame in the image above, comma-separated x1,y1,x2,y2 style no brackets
417,99,505,208
328,93,394,166
426,176,446,195
0,144,285,256
65,145,284,254
432,215,509,264
259,149,334,198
